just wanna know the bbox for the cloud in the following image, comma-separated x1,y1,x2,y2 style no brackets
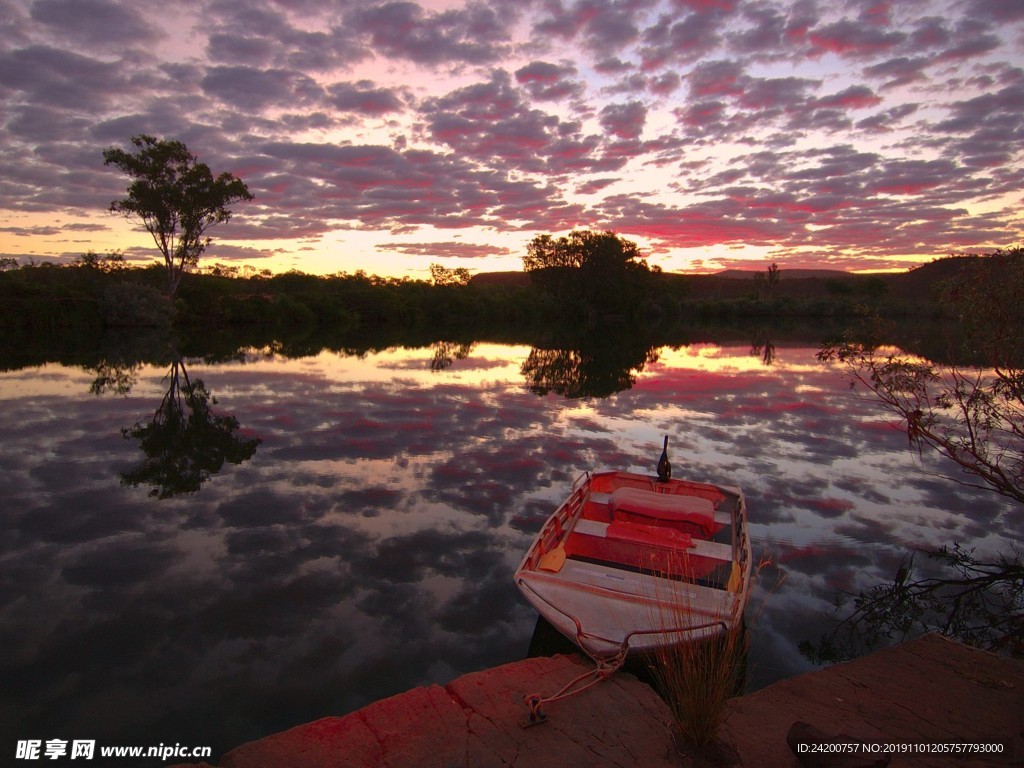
418,69,625,177
0,44,125,110
639,6,726,68
532,0,650,52
205,32,278,67
326,80,409,115
807,17,907,58
201,65,324,112
514,60,585,101
345,1,516,66
29,0,159,48
0,0,1021,273
598,100,647,140
375,241,513,259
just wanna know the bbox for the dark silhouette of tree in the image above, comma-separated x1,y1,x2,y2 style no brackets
429,264,471,286
103,135,253,297
753,262,780,300
750,329,776,366
121,357,260,498
522,230,652,320
87,360,140,396
77,250,126,272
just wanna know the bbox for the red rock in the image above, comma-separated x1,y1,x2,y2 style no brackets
210,654,679,768
178,634,1024,768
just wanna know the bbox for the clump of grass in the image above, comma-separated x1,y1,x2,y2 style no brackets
648,594,747,748
645,552,777,751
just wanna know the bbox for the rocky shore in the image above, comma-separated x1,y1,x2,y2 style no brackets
175,633,1022,767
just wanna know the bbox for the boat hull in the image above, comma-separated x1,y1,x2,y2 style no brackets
514,470,751,659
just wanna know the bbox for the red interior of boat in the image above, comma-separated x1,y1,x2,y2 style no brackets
564,474,732,581
563,529,720,580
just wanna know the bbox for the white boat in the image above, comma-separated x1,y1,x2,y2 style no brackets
514,466,751,659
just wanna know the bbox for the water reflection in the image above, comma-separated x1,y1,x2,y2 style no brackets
120,357,261,498
84,347,261,499
430,340,474,372
0,336,1019,764
86,359,140,396
749,329,776,366
521,335,660,398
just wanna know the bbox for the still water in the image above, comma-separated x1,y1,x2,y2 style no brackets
1,335,1018,761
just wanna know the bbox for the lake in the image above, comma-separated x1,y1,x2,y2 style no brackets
1,330,1018,763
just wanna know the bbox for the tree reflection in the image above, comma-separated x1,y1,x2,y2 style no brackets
750,329,776,366
800,545,1023,663
87,360,141,396
521,336,660,398
430,341,474,372
120,357,260,498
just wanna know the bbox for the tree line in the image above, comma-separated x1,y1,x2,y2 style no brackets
2,134,1018,340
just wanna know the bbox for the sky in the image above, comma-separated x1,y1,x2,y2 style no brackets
1,0,1023,278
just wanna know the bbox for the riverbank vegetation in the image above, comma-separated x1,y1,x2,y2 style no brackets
807,247,1023,660
3,244,1015,344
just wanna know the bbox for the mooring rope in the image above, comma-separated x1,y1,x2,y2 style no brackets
523,645,628,724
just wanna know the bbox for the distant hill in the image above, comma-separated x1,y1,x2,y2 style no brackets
468,255,1008,305
712,268,852,279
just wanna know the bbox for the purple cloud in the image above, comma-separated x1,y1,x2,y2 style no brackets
0,0,1021,273
326,81,408,115
345,1,515,66
598,100,647,140
514,61,584,101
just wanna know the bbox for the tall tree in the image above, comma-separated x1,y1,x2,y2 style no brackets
523,230,643,273
522,230,651,318
103,135,253,297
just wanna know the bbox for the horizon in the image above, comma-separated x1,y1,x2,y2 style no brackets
1,0,1022,279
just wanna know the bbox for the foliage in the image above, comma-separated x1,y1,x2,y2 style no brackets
430,341,474,371
78,250,127,272
103,281,173,327
523,229,645,274
522,230,654,320
752,262,779,300
645,550,749,750
429,263,471,286
87,360,141,397
800,545,1023,662
120,359,260,498
103,135,253,297
813,247,1023,657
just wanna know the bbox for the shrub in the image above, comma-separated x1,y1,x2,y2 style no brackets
103,281,173,327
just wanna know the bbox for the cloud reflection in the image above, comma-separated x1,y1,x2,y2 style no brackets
0,340,1020,762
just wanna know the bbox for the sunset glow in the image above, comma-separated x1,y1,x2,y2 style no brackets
1,0,1022,277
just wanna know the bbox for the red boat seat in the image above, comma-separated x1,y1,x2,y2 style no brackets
606,521,693,548
609,487,717,537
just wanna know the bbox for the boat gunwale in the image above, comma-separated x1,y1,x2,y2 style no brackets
514,468,752,657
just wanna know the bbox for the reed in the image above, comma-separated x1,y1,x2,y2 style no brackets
647,551,782,761
647,590,747,748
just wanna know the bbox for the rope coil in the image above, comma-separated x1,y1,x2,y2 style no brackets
523,646,628,724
